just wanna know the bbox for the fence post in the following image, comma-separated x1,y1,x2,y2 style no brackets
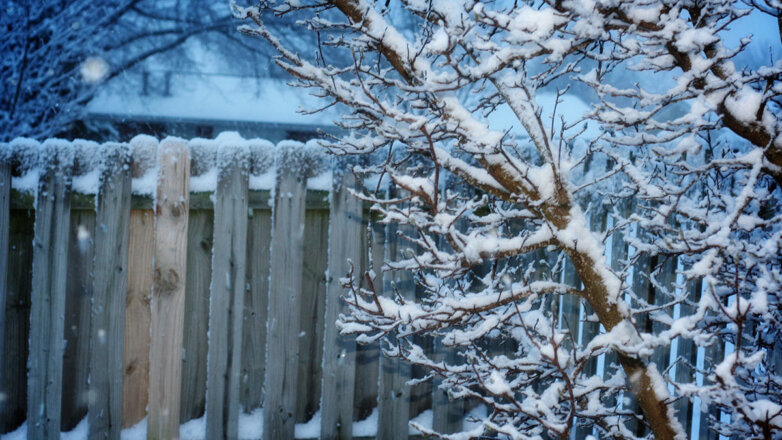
27,139,74,440
148,137,190,440
88,143,133,439
263,142,308,439
205,144,249,439
0,143,10,389
320,168,362,439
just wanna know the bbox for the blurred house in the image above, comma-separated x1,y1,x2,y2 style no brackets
83,41,339,143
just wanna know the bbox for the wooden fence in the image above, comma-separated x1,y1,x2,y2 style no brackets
0,134,717,439
0,135,459,440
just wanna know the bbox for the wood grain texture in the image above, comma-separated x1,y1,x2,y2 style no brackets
377,219,413,440
27,143,73,440
205,152,249,439
148,138,190,440
88,144,133,440
241,210,271,412
122,210,154,428
61,210,95,431
263,169,307,440
179,210,213,423
1,209,33,433
296,209,328,423
320,172,362,440
0,154,9,396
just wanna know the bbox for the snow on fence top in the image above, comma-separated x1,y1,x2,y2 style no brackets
1,132,333,196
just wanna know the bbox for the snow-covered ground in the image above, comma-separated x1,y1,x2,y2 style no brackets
2,405,489,439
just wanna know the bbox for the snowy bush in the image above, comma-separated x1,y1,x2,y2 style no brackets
236,1,781,439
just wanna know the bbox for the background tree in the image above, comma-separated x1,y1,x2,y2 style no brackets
233,1,782,439
0,0,312,141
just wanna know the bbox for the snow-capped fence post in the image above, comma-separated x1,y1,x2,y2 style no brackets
88,143,133,440
205,142,249,439
148,137,191,440
263,142,309,440
27,139,74,440
0,144,10,385
121,135,157,429
320,164,362,440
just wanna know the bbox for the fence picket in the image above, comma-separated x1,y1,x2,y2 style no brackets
62,210,94,430
122,210,154,428
180,210,213,423
353,221,382,422
148,138,190,440
88,143,133,439
0,148,9,393
205,147,249,439
377,215,413,440
241,209,271,412
320,171,362,439
264,152,308,439
27,140,73,440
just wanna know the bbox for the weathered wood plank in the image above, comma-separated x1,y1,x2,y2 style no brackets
377,217,414,440
122,210,154,428
148,137,190,440
431,344,464,435
674,279,699,437
320,171,362,439
179,210,213,423
61,210,94,431
88,143,133,439
205,147,249,439
263,158,307,440
27,140,74,440
1,209,33,433
241,210,271,412
353,220,381,422
296,209,328,423
0,149,9,399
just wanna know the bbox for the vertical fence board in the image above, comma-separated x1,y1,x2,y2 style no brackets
205,152,249,439
674,280,699,436
353,220,381,422
627,249,652,436
123,135,157,428
431,343,463,435
0,151,9,396
88,145,132,439
241,210,271,411
179,210,213,423
297,209,328,422
1,209,33,433
320,172,362,439
148,138,190,440
263,165,307,440
122,210,154,428
61,210,94,430
377,218,413,440
27,142,73,440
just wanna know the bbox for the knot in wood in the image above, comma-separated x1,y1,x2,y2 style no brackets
155,267,180,296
